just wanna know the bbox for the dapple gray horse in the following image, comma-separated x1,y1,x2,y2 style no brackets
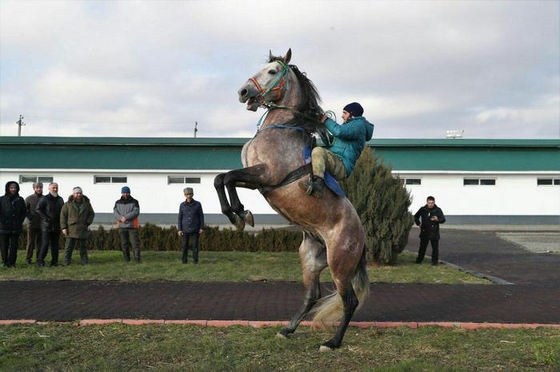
214,49,368,351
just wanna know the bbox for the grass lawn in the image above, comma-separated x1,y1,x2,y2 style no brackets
0,250,488,284
1,324,558,371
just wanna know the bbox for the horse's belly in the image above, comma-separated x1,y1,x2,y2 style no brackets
265,186,363,236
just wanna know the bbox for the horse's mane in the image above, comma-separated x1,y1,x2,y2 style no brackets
269,54,325,134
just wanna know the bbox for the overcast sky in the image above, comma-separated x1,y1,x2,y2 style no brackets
1,0,558,139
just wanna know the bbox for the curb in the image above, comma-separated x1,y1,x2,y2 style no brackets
1,319,559,330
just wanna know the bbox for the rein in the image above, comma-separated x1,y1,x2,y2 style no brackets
246,59,324,193
252,61,322,128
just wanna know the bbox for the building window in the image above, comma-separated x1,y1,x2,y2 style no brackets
19,175,54,184
167,176,201,184
404,178,422,185
537,178,560,186
464,178,496,186
94,176,128,184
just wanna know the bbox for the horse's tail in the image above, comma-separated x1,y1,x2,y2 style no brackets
312,245,370,328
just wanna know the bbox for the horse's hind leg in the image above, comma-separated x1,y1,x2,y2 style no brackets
315,238,369,351
278,232,327,338
319,283,359,351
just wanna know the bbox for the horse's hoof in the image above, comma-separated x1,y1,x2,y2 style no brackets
276,332,288,339
319,345,333,352
233,215,246,231
244,210,254,227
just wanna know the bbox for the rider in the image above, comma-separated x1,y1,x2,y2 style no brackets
299,102,374,198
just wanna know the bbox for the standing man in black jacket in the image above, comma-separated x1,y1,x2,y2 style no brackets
0,181,26,267
36,182,64,267
177,187,204,264
414,196,446,266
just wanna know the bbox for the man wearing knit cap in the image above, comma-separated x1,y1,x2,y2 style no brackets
299,102,374,198
113,186,141,263
60,186,95,265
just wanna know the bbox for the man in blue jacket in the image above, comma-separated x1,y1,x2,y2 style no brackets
177,187,204,264
299,102,374,198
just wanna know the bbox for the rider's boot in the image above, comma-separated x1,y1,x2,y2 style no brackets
298,176,325,198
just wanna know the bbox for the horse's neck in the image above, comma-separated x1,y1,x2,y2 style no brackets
262,108,295,127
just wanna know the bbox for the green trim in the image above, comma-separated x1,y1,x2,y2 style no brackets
1,137,558,172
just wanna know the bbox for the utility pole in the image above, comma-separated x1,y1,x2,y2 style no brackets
194,121,198,138
16,115,25,136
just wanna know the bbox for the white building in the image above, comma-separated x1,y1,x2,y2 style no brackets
1,137,558,226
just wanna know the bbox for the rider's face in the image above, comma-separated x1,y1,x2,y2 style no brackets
342,110,352,123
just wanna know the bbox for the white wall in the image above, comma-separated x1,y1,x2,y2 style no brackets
400,172,560,216
0,170,276,215
2,170,559,220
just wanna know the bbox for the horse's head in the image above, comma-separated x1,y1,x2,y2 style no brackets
238,49,324,135
238,49,293,111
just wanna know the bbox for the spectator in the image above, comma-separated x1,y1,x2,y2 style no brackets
60,187,95,265
24,182,43,264
177,187,204,264
113,186,141,263
414,196,446,266
0,181,26,268
36,182,64,267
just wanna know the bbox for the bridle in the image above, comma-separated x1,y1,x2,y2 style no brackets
249,60,290,107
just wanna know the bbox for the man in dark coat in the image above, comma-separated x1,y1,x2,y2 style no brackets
25,182,43,264
36,182,64,267
0,181,27,267
177,187,204,264
60,187,95,265
414,196,446,266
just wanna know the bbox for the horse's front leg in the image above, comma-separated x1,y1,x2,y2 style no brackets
278,232,327,338
214,173,245,230
216,164,269,231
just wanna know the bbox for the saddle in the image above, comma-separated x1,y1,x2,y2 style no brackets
259,145,345,197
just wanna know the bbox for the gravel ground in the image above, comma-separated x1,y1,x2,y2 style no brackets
496,232,560,253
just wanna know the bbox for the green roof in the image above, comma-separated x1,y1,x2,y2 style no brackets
1,136,558,172
366,139,560,171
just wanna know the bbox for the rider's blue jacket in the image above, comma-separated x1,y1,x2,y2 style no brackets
324,116,374,176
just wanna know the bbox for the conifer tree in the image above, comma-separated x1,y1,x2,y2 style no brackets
342,147,414,264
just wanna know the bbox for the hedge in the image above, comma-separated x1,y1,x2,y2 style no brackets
16,224,302,253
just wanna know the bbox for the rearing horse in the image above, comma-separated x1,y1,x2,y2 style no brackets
214,49,369,351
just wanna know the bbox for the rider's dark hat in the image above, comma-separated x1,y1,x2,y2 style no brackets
343,102,364,117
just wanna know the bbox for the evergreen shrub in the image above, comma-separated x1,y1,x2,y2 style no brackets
342,147,414,264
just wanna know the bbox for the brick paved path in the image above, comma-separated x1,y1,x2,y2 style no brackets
1,228,559,324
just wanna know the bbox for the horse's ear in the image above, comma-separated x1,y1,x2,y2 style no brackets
284,48,292,64
269,50,273,61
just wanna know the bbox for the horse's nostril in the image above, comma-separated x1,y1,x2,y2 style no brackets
239,88,248,98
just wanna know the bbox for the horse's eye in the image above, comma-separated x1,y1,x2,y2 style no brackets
268,69,277,75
